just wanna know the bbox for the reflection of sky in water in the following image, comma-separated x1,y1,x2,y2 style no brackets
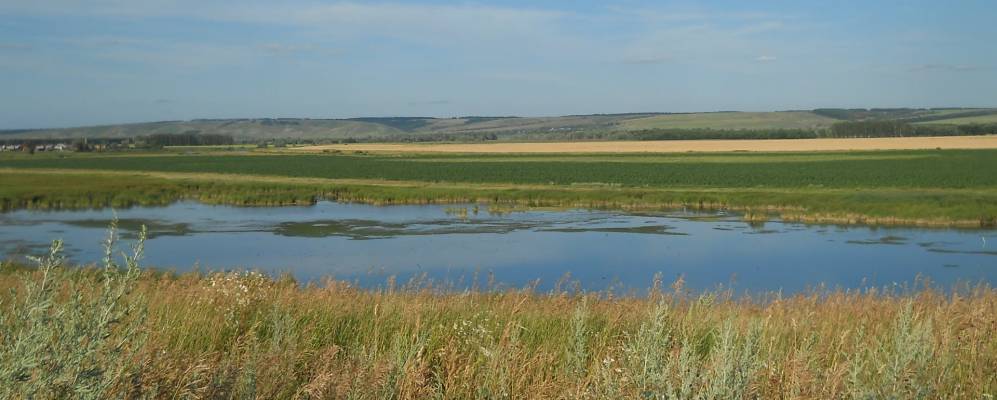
1,201,994,294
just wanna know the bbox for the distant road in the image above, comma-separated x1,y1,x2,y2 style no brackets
293,135,997,154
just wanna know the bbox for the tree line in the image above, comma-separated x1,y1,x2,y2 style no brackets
146,131,235,147
828,121,997,138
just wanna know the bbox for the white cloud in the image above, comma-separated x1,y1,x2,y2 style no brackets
755,55,777,62
3,2,799,68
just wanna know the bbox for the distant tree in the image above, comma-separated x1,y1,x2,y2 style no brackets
72,138,90,152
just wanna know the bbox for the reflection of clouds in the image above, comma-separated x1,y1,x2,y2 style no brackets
313,233,583,275
134,232,581,279
3,201,996,294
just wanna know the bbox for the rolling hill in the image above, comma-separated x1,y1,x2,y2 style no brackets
3,108,995,142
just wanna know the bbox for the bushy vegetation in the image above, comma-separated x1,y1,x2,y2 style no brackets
1,232,994,398
147,132,235,147
812,107,997,122
829,121,997,138
0,221,148,399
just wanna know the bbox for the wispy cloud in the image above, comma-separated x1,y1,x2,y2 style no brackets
623,55,673,65
755,55,777,62
94,42,256,69
0,43,31,50
605,6,788,24
908,63,992,72
256,43,337,57
407,99,450,106
3,2,567,44
63,36,151,48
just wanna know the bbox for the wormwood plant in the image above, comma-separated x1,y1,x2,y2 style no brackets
0,219,148,399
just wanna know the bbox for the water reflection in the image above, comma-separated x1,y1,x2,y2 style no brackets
1,201,994,294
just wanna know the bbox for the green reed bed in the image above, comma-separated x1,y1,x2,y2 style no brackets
1,228,995,399
2,166,996,227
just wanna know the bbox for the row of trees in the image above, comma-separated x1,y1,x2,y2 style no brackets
811,108,994,122
828,121,997,138
308,123,997,143
146,132,234,147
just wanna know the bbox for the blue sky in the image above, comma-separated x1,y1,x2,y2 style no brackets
2,1,996,129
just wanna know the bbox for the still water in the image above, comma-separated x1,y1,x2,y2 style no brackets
1,201,994,294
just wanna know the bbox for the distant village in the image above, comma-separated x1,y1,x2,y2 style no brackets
0,139,128,153
0,133,235,153
0,143,68,152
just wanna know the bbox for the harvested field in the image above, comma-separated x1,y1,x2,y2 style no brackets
294,135,997,154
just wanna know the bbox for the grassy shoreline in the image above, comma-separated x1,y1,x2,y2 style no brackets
2,246,994,398
2,167,996,228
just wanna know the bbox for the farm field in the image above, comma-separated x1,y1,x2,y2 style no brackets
2,148,996,226
618,111,836,130
7,2,997,398
917,113,997,125
4,149,997,189
293,135,997,154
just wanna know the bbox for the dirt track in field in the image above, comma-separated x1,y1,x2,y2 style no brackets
293,135,997,154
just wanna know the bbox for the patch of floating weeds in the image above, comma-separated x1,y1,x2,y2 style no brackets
846,235,909,245
538,225,688,235
926,248,997,256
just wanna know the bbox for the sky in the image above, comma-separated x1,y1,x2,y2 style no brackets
1,0,996,129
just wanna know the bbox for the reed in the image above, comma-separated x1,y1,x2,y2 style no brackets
2,169,995,227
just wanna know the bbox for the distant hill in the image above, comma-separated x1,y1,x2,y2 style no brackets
812,108,997,123
0,119,405,141
3,109,995,142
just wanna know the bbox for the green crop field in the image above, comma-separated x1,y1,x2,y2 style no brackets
2,149,996,226
1,150,994,189
916,113,997,125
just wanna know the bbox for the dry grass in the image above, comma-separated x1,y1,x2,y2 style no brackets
293,135,997,154
2,234,995,399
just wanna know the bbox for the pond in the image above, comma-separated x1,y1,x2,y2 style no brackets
1,201,994,294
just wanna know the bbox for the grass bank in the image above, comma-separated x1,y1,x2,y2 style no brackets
1,233,994,399
2,149,996,227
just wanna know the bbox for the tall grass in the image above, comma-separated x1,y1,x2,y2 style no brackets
0,220,147,399
0,232,995,398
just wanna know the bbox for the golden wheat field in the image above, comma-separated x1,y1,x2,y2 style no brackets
293,135,997,154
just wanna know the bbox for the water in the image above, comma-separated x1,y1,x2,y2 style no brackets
1,201,994,294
